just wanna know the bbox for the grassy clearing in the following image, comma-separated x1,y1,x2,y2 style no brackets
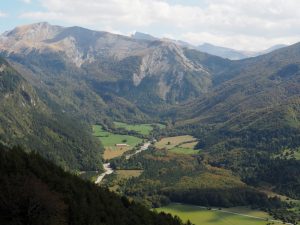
155,135,199,155
275,148,300,160
93,125,142,146
294,149,300,160
156,203,283,225
93,125,143,159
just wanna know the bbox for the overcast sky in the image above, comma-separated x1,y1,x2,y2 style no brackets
1,0,300,51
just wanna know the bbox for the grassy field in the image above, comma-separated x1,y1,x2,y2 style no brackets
155,135,199,155
93,125,143,159
114,122,166,135
156,203,283,225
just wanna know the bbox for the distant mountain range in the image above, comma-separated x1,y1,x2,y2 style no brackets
196,43,287,60
131,31,287,60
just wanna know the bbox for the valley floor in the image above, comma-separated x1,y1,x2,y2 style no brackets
156,203,287,225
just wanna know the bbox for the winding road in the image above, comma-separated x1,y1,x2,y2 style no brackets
95,141,151,184
95,163,114,184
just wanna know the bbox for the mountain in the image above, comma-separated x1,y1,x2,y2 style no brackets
166,43,300,193
197,43,255,60
131,31,158,41
174,42,300,125
0,56,103,171
0,22,226,170
0,23,297,161
0,22,295,134
0,23,150,121
197,43,287,60
260,44,288,54
0,22,232,117
170,43,300,145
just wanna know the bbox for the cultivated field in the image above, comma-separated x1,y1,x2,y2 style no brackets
93,125,142,159
156,203,283,225
155,135,199,155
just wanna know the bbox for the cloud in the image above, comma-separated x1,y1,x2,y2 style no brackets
19,0,300,50
0,11,7,18
22,0,32,3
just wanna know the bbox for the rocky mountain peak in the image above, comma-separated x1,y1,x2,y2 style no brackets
4,22,62,41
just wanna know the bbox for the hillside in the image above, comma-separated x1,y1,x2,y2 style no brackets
0,57,103,171
173,43,300,132
0,145,189,225
164,43,300,199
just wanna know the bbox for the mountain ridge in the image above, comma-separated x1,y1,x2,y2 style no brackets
131,31,287,60
0,23,225,109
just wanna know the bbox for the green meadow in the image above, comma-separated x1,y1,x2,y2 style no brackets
92,125,142,147
156,203,283,225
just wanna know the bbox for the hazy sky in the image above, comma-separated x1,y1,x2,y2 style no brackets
1,0,300,51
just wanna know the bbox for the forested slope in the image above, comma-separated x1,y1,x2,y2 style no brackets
0,145,190,225
0,57,103,171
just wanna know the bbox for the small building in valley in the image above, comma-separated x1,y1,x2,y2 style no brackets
115,143,129,147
